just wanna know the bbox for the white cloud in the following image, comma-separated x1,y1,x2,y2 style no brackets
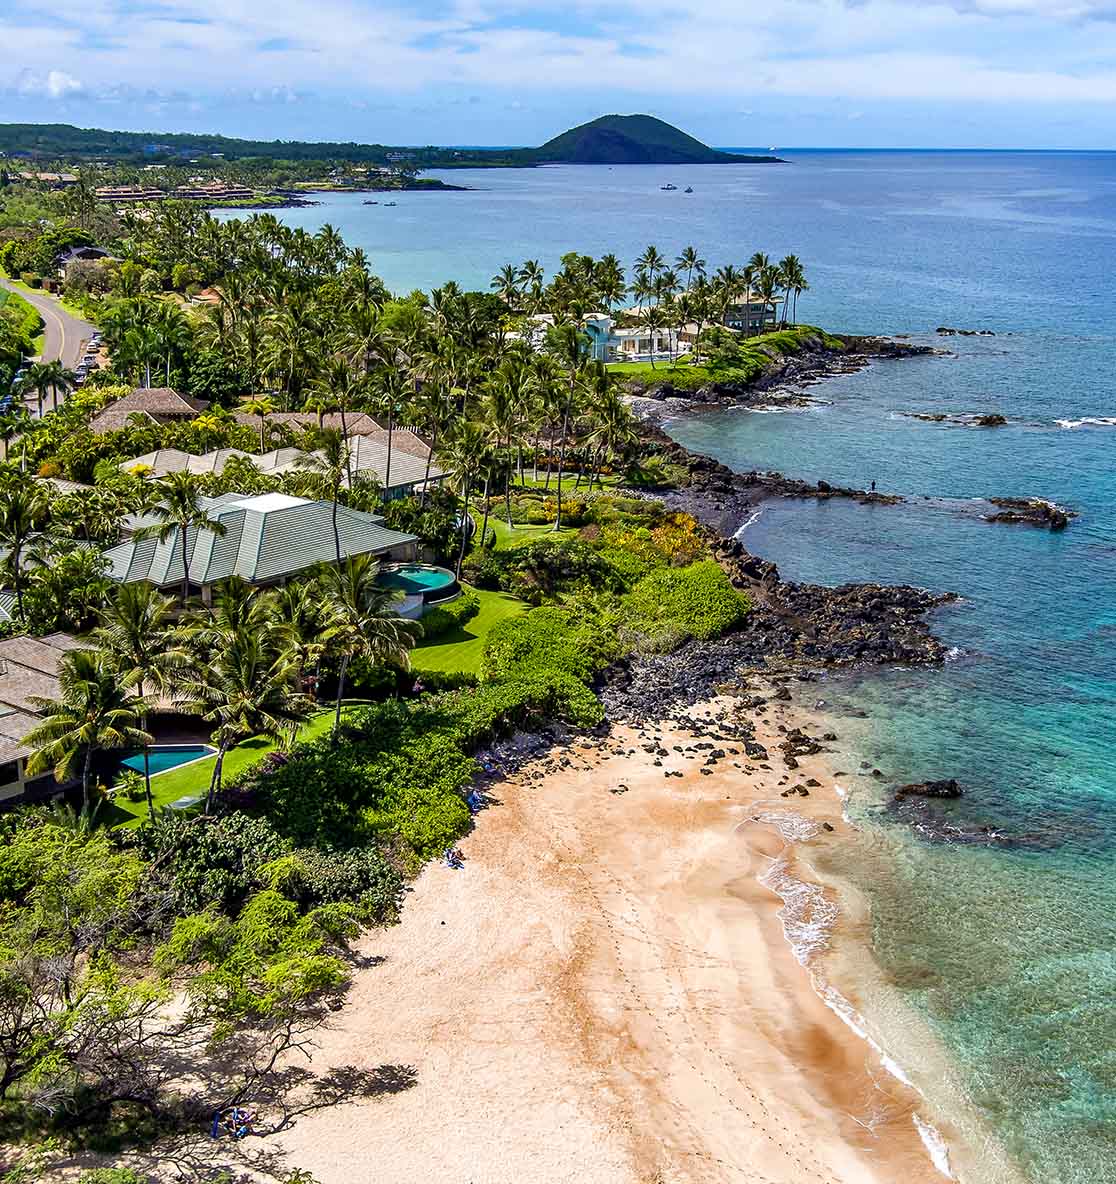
4,0,1116,112
16,68,84,99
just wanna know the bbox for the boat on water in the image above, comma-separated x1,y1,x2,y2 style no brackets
684,186,694,193
661,183,678,191
383,201,397,207
362,200,378,205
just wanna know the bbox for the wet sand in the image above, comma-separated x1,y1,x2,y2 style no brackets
273,685,945,1183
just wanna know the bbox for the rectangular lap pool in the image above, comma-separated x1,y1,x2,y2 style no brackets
122,745,216,775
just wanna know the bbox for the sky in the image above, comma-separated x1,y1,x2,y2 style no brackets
3,0,1116,149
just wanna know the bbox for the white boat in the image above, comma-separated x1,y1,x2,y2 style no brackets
660,183,678,191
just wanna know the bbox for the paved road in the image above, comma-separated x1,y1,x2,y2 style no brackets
1,276,96,416
1,276,95,370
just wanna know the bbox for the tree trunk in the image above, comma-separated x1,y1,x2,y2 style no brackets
205,743,228,813
385,408,394,498
142,725,154,823
259,417,265,451
331,495,342,565
455,486,471,578
332,652,350,744
553,387,573,531
179,523,190,604
420,421,438,507
81,744,94,813
479,473,491,550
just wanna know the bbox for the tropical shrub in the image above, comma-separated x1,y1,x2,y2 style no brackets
420,592,479,640
623,561,750,648
133,812,291,915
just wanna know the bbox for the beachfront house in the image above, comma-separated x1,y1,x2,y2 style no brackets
722,294,779,335
104,491,418,602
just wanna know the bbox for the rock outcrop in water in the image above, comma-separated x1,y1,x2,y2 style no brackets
984,497,1075,530
903,412,1008,427
894,778,964,799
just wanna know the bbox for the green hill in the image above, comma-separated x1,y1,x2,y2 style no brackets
529,114,779,165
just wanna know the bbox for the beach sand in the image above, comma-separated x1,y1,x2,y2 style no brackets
272,684,946,1184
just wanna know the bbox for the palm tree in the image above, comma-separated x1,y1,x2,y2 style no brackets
179,616,307,811
133,472,227,604
780,255,809,323
242,394,275,452
548,321,589,530
39,360,76,414
0,479,48,618
444,421,485,578
294,427,350,565
25,649,153,812
151,302,192,386
94,583,184,821
676,246,706,291
490,264,521,308
272,580,330,723
16,362,54,420
320,555,420,742
636,245,665,287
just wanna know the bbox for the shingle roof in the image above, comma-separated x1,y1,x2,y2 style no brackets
90,388,210,435
0,633,86,762
233,411,386,437
104,494,417,588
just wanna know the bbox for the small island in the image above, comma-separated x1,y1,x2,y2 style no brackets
528,114,783,165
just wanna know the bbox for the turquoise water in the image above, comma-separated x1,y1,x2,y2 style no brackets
380,564,456,595
254,153,1116,1181
122,745,215,775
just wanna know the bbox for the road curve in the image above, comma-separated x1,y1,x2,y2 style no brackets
0,276,95,370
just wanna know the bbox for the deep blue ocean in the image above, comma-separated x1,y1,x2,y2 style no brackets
244,152,1116,1182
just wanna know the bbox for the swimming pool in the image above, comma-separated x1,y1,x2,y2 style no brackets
379,564,460,603
121,745,216,775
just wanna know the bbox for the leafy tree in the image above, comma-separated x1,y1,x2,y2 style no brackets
319,554,420,742
95,583,185,821
133,471,227,603
25,649,153,811
179,610,307,811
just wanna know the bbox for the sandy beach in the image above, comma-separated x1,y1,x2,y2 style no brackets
265,683,945,1184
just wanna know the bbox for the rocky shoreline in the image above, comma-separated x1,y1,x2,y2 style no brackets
624,333,937,425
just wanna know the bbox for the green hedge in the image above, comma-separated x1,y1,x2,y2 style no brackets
0,286,43,353
420,591,480,640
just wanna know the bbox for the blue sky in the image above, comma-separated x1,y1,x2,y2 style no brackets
3,0,1116,148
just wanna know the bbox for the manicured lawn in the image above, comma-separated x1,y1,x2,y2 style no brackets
412,585,527,675
480,515,576,550
108,707,341,828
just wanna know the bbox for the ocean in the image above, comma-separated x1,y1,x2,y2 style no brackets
241,151,1116,1182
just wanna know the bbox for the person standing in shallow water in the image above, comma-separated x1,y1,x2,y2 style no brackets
870,480,876,492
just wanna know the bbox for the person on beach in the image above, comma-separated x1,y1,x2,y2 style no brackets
870,480,876,492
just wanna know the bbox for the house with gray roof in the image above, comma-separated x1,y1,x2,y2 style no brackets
104,492,418,600
0,633,87,804
120,439,446,501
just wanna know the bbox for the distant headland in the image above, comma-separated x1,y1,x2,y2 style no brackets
0,114,783,170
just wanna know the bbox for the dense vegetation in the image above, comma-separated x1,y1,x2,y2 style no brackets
0,183,808,1176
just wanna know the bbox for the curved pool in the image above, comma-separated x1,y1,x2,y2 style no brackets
379,564,460,604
